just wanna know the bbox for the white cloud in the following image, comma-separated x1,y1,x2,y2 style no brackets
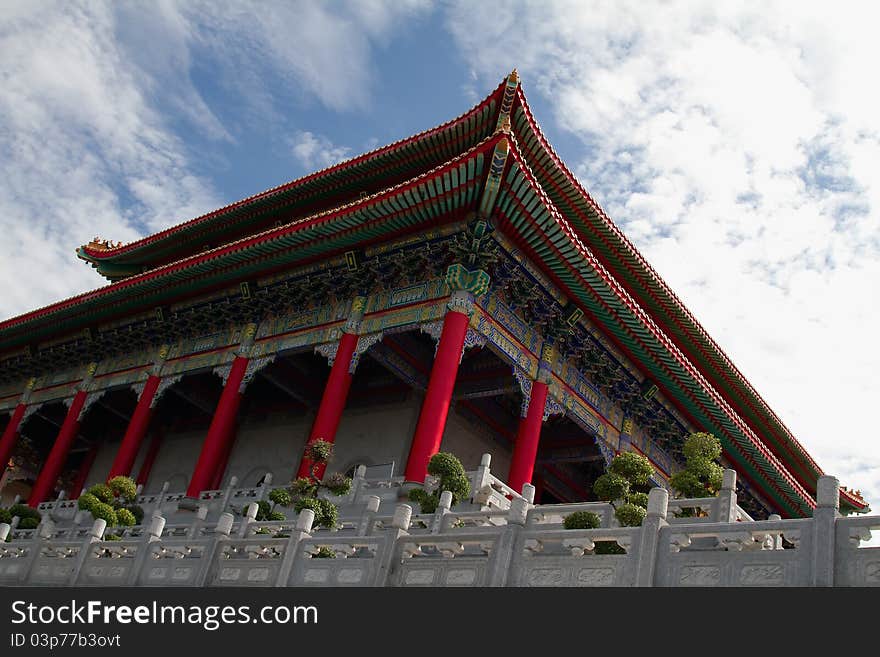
0,0,431,320
447,0,880,516
290,131,353,171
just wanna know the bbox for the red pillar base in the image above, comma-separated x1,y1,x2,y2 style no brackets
507,380,549,496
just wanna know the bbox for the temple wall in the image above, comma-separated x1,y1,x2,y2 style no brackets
78,393,515,495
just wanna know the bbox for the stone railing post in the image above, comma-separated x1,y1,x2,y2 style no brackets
380,504,412,586
155,481,170,515
350,465,367,504
810,475,839,587
0,522,9,543
431,490,453,534
128,514,166,585
68,519,106,585
487,495,530,587
195,512,235,586
220,476,239,515
765,514,783,550
238,502,259,538
187,505,209,539
713,469,737,523
275,509,316,586
473,453,493,495
48,491,67,522
357,495,381,537
634,487,668,587
256,473,273,502
521,483,536,505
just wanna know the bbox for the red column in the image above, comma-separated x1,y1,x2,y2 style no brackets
107,375,161,480
185,356,249,498
507,380,549,495
28,390,88,506
297,331,359,480
404,309,470,482
0,403,27,478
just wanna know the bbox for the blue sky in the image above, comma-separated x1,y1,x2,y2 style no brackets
1,1,878,517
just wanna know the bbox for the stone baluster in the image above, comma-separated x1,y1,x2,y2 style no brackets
238,502,259,538
127,514,166,585
0,523,10,543
350,465,367,504
68,519,106,585
713,469,738,523
257,473,273,502
634,487,669,587
220,476,239,516
187,505,209,539
380,504,412,586
811,475,839,586
275,509,316,586
194,512,235,586
156,481,170,516
766,514,783,550
521,483,536,504
474,454,492,497
431,490,454,534
486,495,531,587
357,495,381,537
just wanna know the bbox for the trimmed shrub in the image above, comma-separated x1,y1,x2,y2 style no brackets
593,472,630,502
563,510,601,530
108,476,138,503
615,502,647,527
268,488,292,508
609,452,654,489
87,483,114,504
18,517,39,530
682,432,722,463
115,508,136,527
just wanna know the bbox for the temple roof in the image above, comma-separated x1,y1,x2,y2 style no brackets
1,72,867,516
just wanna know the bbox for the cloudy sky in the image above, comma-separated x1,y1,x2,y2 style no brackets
1,1,878,516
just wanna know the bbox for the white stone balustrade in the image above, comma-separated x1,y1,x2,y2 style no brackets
2,473,877,586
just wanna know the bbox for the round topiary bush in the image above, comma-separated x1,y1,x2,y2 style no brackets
682,432,722,463
77,493,100,513
614,502,647,527
8,504,40,522
18,517,39,530
108,476,138,503
593,472,630,502
268,488,292,508
563,510,601,530
115,508,136,527
87,483,114,504
609,452,654,488
90,502,118,526
0,508,12,524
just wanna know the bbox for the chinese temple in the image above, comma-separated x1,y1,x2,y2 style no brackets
0,70,868,521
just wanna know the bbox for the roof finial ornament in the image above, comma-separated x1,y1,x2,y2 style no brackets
509,68,519,85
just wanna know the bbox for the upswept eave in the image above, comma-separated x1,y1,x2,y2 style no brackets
499,133,815,516
0,134,502,343
509,86,866,512
77,80,508,277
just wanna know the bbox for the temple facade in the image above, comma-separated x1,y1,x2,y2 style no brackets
0,71,870,538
